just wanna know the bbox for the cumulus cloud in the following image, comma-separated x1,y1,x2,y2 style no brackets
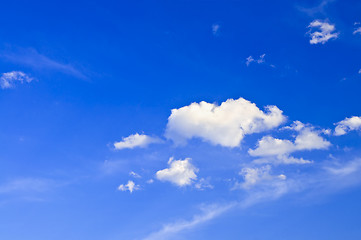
249,121,331,164
118,180,139,193
156,157,198,187
308,20,339,44
0,71,33,89
246,54,266,66
334,116,361,136
114,133,160,150
165,97,286,147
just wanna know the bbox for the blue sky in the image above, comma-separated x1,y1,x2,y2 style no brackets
1,0,361,239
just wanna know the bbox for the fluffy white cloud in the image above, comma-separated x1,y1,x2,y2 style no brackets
114,133,160,150
308,20,339,44
156,157,198,186
0,71,33,89
246,54,265,66
249,121,331,164
334,116,361,136
118,180,139,193
165,97,286,147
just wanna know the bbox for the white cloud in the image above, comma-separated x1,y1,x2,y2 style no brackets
156,157,198,187
0,71,33,89
237,165,286,189
325,159,361,176
165,97,286,147
249,121,331,164
1,48,86,79
353,24,361,35
246,54,266,66
194,178,214,190
308,20,339,44
129,171,141,178
117,180,139,193
142,203,235,240
212,24,220,36
334,116,361,136
114,133,160,150
358,69,361,74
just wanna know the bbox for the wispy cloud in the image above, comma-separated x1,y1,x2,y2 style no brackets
0,71,33,89
353,22,361,35
297,0,336,16
307,20,339,44
245,54,266,66
142,203,235,240
0,178,52,194
211,24,221,36
1,48,86,79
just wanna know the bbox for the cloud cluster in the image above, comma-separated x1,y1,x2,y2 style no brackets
165,97,285,147
246,54,266,66
308,20,339,44
0,71,33,89
334,116,361,136
249,121,331,164
114,133,160,150
156,157,198,186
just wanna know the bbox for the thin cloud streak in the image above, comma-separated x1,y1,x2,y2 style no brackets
1,48,86,79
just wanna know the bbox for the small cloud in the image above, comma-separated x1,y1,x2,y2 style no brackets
245,54,266,66
114,133,161,150
353,22,361,35
358,69,361,74
118,180,140,193
146,179,154,184
194,178,214,190
307,20,339,44
129,171,141,178
212,24,220,36
0,71,33,89
236,165,286,189
334,116,361,136
249,121,330,165
156,157,198,187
